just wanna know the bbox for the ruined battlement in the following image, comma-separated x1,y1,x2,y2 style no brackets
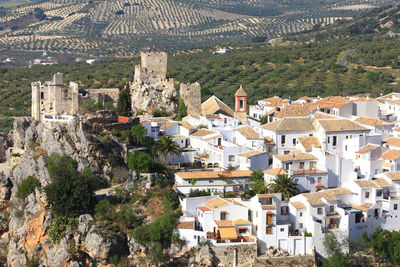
180,82,201,117
140,52,168,80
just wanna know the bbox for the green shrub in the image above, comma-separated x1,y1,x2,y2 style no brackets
116,206,142,229
25,258,39,267
48,216,77,243
16,176,41,199
94,199,114,221
44,154,98,217
126,150,152,175
188,189,210,197
153,109,171,117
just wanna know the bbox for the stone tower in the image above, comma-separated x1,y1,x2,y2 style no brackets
130,52,177,115
31,73,79,121
234,85,248,124
180,82,201,117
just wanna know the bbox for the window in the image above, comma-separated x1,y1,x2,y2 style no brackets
40,92,44,99
300,162,305,169
345,145,347,151
266,214,273,225
284,150,290,155
299,223,303,229
252,141,256,147
310,178,315,184
317,208,323,215
220,212,227,220
266,227,273,234
333,136,337,146
330,206,334,212
260,197,273,205
299,212,303,217
376,190,382,197
239,228,247,234
248,210,253,222
328,136,330,144
194,235,196,239
295,178,299,184
318,177,322,183
365,191,370,198
394,204,398,210
280,228,285,232
285,163,290,171
281,206,288,215
228,155,235,161
209,179,214,183
310,161,316,169
293,138,296,145
281,135,286,145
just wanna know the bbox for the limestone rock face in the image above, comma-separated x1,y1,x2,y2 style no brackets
130,80,177,115
84,223,129,260
0,134,11,163
0,173,12,209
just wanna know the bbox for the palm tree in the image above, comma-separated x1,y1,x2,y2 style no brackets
152,136,181,164
268,174,299,200
130,124,147,145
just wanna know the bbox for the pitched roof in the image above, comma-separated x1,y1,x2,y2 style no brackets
262,118,315,132
262,97,289,108
317,119,368,132
201,96,234,117
290,201,306,209
356,144,380,154
313,112,337,119
198,206,212,212
237,150,266,158
352,202,373,212
264,137,275,145
384,137,400,147
307,96,350,109
235,126,261,139
180,121,196,131
274,104,313,118
298,136,321,151
354,116,389,127
235,86,247,96
204,198,230,209
274,150,317,162
373,178,391,187
215,220,234,227
354,179,380,189
381,149,400,160
219,227,237,240
302,187,352,206
190,129,216,137
176,221,194,229
232,219,252,225
176,170,252,180
161,121,178,129
385,171,400,181
263,168,287,175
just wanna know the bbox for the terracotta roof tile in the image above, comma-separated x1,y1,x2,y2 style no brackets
201,96,234,117
264,137,275,145
190,129,216,137
180,121,196,131
198,206,212,212
290,201,306,209
176,170,252,180
232,219,252,225
356,144,380,154
298,136,321,151
215,220,234,227
318,119,368,132
235,126,261,139
385,171,400,181
274,150,317,162
262,118,315,132
176,221,194,229
262,205,276,210
381,149,400,160
235,86,247,96
373,178,391,187
274,104,313,118
263,168,287,175
354,179,381,189
384,137,400,147
352,202,373,212
354,117,389,127
237,150,266,158
204,198,230,209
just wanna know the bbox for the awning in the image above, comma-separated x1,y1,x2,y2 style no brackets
315,183,325,188
266,211,274,215
219,227,238,240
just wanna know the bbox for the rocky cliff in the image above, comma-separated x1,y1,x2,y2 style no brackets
0,116,134,266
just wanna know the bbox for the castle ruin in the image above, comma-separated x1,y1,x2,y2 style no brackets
180,82,201,117
31,73,119,122
31,72,79,121
130,52,201,117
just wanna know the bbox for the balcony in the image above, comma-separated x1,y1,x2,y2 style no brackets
292,169,327,175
